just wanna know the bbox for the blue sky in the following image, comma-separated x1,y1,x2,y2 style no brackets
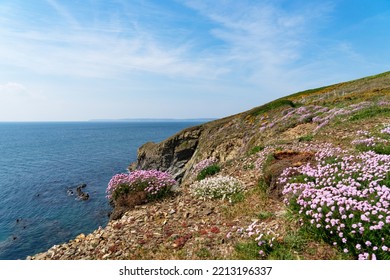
1,0,390,121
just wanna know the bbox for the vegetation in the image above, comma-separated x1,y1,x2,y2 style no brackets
106,170,176,202
247,99,295,117
197,164,221,180
80,71,388,261
190,175,245,203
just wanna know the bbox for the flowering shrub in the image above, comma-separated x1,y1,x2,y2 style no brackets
192,158,218,174
280,149,390,260
192,158,221,180
190,175,245,203
106,170,176,201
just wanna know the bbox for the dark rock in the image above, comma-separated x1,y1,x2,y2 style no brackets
76,184,90,201
129,125,203,181
109,191,147,220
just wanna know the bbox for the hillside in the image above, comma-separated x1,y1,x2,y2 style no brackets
30,71,390,260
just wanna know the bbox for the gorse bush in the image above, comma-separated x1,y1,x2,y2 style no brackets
190,175,245,203
106,170,176,201
279,149,390,260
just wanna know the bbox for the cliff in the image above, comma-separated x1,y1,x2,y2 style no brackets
30,71,390,260
130,71,390,183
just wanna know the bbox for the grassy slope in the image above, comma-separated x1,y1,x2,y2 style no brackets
121,71,390,260
176,71,390,260
31,71,390,260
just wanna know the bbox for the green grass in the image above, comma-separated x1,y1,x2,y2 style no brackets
234,240,262,260
298,134,314,142
197,164,221,180
257,211,275,220
248,99,295,117
288,85,330,99
243,163,255,170
349,106,390,121
355,143,390,155
195,247,212,259
267,231,306,260
247,145,265,155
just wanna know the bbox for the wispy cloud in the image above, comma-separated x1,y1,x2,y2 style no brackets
0,0,388,121
0,0,334,86
0,7,218,81
182,0,335,93
44,0,80,29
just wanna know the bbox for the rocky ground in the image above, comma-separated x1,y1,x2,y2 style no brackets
29,144,342,260
28,154,288,260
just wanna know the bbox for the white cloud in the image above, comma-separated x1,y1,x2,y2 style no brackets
0,82,27,96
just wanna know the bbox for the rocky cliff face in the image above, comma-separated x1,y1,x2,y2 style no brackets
129,112,276,182
129,125,203,181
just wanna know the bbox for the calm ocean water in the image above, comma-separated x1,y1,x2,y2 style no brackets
0,121,202,259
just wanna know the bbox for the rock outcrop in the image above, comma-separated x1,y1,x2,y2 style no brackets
129,125,203,181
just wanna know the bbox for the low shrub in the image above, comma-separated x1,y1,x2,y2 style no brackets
192,158,221,180
192,158,218,174
106,170,176,201
190,175,245,203
197,164,221,180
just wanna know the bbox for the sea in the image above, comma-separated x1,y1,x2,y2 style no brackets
0,121,204,260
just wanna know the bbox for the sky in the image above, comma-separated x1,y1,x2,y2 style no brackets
1,0,390,121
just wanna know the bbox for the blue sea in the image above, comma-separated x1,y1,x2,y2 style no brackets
0,121,202,260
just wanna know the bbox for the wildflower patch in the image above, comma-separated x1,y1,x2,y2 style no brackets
190,175,245,203
280,149,390,260
106,170,177,201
